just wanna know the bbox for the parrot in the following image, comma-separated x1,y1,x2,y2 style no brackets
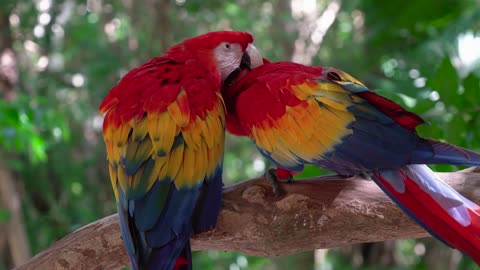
222,60,480,264
99,31,260,270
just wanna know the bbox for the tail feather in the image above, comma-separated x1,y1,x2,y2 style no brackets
117,181,195,270
372,164,480,264
144,239,192,270
412,139,480,166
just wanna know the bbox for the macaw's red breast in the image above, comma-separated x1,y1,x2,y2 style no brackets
225,62,325,134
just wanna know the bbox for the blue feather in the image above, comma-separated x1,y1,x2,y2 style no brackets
146,187,200,247
134,179,171,231
411,139,480,166
193,165,224,233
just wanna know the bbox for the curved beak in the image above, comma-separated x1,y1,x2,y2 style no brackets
224,44,264,88
243,44,263,69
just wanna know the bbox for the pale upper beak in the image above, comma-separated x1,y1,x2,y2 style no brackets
224,43,264,88
243,44,263,69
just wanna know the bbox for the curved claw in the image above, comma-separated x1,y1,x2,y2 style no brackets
264,168,292,197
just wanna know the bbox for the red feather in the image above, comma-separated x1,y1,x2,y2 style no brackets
374,168,480,265
357,91,426,130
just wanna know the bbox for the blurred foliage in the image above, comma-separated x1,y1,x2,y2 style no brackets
1,0,480,269
0,209,10,222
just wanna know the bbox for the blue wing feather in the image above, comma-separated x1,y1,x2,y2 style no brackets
192,165,224,233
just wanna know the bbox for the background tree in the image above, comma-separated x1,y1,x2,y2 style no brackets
0,0,479,269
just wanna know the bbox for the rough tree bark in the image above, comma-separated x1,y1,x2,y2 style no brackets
14,168,480,270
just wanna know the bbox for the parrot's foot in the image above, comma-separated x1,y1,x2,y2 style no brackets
264,168,293,197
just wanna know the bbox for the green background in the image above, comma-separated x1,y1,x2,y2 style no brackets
1,0,480,269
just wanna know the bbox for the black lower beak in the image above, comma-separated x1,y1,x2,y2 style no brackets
224,67,241,89
224,52,251,88
240,52,251,70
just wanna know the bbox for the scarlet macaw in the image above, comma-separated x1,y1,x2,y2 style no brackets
222,60,480,264
99,31,260,270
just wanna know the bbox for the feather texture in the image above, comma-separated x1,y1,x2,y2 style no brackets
224,61,480,265
101,57,226,270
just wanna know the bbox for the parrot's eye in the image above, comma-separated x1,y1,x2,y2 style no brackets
224,43,231,49
327,71,342,82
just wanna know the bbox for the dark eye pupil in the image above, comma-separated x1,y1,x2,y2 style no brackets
225,44,230,49
327,71,342,81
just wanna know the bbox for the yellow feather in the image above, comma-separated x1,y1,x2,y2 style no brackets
111,123,130,164
130,165,146,189
284,113,308,148
105,139,115,163
117,165,128,194
287,106,316,142
281,115,302,146
187,119,203,150
271,142,297,167
182,131,194,151
215,92,227,118
208,129,223,175
159,113,177,154
287,101,333,156
168,98,190,128
125,138,153,165
327,106,355,124
195,139,208,180
252,126,271,153
183,146,196,185
210,113,223,140
138,138,154,159
259,121,278,152
315,96,349,112
313,105,352,151
147,111,162,152
205,143,216,175
199,116,214,148
131,118,149,142
116,123,131,145
215,101,226,128
108,164,119,200
166,142,185,180
157,154,170,182
315,81,346,94
191,118,201,136
291,83,314,99
146,156,168,187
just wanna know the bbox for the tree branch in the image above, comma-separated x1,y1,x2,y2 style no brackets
15,168,480,270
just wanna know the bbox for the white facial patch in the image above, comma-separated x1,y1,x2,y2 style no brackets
214,43,244,82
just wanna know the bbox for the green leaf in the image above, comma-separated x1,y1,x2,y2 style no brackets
295,165,328,179
0,209,11,222
463,73,480,105
428,56,459,102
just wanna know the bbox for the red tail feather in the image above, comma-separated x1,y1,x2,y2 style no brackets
173,256,188,270
373,168,480,264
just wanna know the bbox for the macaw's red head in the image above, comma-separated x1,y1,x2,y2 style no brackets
165,31,263,84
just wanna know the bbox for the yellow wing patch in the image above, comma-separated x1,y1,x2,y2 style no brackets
176,102,225,188
252,81,355,167
103,92,225,200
